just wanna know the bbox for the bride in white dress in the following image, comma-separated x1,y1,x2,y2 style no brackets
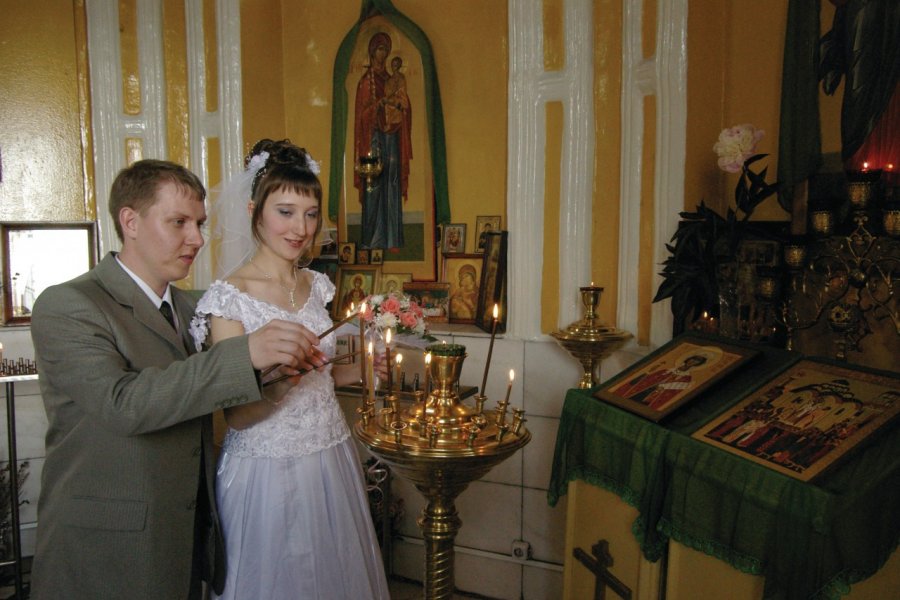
190,139,390,599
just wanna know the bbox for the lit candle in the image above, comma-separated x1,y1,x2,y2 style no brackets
424,351,432,395
367,341,376,405
395,353,403,393
504,369,515,406
384,328,393,394
358,301,367,389
480,303,500,396
862,161,870,172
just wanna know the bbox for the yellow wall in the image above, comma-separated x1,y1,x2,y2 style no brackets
0,0,855,336
686,0,844,222
274,0,509,253
0,0,89,221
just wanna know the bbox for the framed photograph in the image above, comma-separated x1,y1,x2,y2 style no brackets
370,248,384,265
334,266,379,318
2,222,98,324
319,228,338,258
595,336,758,422
356,248,370,265
442,253,483,324
338,242,356,265
403,281,450,323
441,223,466,254
693,359,900,482
379,272,412,295
475,231,508,333
474,216,501,252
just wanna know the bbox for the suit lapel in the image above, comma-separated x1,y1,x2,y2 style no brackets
94,253,190,356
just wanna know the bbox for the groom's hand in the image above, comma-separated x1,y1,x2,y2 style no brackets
248,319,326,371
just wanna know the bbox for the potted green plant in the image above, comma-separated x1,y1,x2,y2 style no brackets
654,124,780,334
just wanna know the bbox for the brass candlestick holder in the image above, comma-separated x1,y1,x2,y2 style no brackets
551,285,632,388
355,149,383,191
354,343,530,600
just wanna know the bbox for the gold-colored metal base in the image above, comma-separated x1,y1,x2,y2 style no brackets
550,286,631,388
354,346,530,599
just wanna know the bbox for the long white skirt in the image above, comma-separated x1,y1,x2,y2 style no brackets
212,438,390,599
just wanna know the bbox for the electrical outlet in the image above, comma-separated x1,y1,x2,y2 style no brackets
511,539,531,559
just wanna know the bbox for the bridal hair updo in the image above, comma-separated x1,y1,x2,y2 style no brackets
246,138,324,265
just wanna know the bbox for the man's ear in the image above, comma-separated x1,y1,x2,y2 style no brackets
119,207,139,240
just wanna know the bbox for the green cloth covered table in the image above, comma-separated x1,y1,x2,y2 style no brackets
549,345,900,600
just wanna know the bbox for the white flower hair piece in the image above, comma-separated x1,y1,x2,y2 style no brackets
247,150,270,172
305,152,321,176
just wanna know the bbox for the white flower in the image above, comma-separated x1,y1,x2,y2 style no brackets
713,124,764,173
375,312,399,329
247,151,269,173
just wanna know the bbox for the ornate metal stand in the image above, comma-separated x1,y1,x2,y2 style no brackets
779,176,899,362
551,286,631,388
354,344,530,599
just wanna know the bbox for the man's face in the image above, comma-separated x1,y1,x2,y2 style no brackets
120,181,206,295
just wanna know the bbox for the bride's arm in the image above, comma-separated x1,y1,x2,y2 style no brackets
210,316,284,430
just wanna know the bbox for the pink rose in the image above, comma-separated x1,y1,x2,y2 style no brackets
400,312,419,329
381,297,401,315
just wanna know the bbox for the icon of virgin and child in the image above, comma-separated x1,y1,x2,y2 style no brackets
354,31,412,252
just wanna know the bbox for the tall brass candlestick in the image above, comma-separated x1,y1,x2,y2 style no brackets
367,341,376,406
424,351,432,396
358,302,367,392
480,303,499,396
384,328,393,394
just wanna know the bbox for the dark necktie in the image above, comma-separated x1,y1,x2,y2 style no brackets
159,300,177,330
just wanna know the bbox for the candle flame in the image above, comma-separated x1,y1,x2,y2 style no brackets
396,353,403,365
359,301,366,313
492,303,499,319
702,311,708,319
425,352,432,365
509,369,515,382
590,281,594,286
385,328,392,345
888,163,895,171
368,341,374,355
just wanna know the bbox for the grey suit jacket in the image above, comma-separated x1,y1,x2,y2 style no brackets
30,253,260,600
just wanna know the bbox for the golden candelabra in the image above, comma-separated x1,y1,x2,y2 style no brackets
779,172,900,361
354,343,530,600
355,149,383,191
550,285,632,388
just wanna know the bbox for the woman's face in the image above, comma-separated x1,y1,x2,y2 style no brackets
255,188,319,262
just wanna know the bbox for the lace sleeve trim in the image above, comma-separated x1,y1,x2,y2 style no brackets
188,281,244,351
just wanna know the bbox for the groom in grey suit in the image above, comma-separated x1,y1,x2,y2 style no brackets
29,160,323,599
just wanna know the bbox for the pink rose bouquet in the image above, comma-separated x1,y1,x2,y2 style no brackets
362,292,435,346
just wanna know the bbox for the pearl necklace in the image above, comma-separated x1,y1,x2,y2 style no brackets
250,259,299,309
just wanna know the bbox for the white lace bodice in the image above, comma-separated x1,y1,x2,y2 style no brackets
191,270,350,458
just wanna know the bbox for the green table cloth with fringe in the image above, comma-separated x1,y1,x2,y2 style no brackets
549,342,900,600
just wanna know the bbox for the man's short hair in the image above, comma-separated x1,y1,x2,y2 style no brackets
108,159,206,241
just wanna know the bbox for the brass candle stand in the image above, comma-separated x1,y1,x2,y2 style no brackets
354,343,530,600
550,285,632,388
355,149,383,191
778,173,900,363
